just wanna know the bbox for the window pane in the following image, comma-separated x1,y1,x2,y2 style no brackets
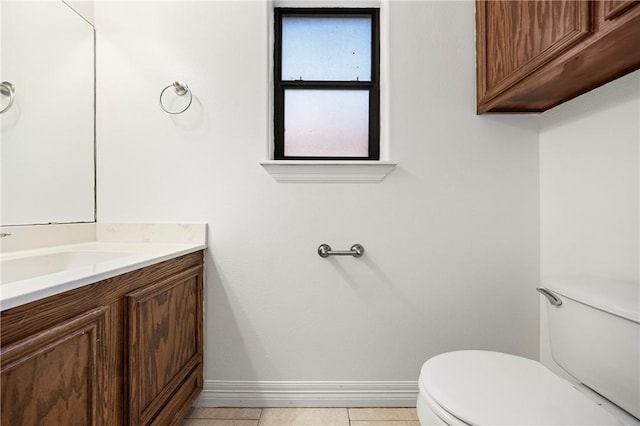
282,15,371,81
284,90,369,157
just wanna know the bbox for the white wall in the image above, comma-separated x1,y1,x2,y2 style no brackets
539,71,639,373
65,0,95,26
95,0,539,404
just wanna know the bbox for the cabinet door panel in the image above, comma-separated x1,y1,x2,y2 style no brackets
478,0,592,103
127,265,203,425
603,0,638,20
1,307,108,426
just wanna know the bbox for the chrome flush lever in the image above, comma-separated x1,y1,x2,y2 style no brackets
536,287,562,306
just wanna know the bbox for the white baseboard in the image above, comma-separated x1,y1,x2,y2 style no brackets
194,380,419,408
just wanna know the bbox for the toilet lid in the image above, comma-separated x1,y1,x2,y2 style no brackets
420,350,623,425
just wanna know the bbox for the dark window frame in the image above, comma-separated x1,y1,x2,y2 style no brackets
274,8,380,161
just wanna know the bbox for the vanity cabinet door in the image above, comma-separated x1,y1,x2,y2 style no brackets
1,307,110,426
601,0,638,22
126,264,204,426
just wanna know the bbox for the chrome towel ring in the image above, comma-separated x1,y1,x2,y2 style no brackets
0,81,15,114
159,81,192,114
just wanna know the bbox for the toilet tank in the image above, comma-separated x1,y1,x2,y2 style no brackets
543,278,640,420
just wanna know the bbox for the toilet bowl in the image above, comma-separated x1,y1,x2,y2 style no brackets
417,278,640,426
417,350,624,425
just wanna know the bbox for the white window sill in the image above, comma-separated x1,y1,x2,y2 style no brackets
259,160,397,183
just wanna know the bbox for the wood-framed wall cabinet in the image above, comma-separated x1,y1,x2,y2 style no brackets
476,0,640,113
1,251,204,426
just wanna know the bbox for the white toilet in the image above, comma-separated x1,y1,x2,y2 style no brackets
417,278,640,425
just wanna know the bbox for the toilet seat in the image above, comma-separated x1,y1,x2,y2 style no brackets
418,378,470,425
418,350,623,425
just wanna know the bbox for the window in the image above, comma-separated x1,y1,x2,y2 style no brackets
274,8,380,160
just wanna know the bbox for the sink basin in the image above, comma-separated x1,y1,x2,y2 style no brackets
1,251,135,284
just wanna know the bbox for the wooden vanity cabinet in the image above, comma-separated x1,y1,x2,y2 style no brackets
126,263,203,425
1,305,116,425
0,251,204,426
476,0,640,113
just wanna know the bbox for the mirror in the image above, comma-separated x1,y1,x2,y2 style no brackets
1,1,95,226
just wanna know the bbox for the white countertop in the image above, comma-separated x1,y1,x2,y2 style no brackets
0,223,207,312
0,241,206,311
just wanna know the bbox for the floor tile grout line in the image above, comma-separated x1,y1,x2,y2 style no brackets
185,407,418,425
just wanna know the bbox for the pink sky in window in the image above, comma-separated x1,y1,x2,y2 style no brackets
284,90,369,157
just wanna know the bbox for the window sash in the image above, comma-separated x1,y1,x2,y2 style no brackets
274,8,380,161
281,14,373,82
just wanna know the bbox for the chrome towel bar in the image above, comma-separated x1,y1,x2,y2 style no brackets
318,244,364,258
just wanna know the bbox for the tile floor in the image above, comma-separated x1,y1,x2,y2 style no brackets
182,407,420,426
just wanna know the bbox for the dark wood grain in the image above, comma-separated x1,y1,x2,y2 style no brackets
126,265,204,425
485,1,591,90
0,251,204,426
1,307,107,426
149,369,203,426
476,0,640,113
603,0,637,20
